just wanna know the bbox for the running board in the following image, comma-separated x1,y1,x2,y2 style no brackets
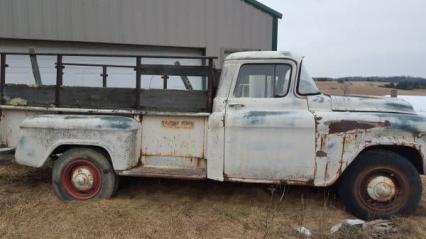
0,148,14,165
0,147,15,154
118,166,207,180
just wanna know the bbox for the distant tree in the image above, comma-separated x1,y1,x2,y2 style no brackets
395,81,426,90
314,77,333,82
384,82,396,88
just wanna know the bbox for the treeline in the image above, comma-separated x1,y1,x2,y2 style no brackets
383,81,426,90
315,76,426,83
314,76,426,90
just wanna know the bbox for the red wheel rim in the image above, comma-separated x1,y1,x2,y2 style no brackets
61,159,102,200
356,168,408,215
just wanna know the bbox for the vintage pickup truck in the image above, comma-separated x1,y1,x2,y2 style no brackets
0,51,425,220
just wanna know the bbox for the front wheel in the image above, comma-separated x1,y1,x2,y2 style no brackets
338,150,422,220
52,148,118,201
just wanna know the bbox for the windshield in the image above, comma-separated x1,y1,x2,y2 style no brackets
298,63,321,95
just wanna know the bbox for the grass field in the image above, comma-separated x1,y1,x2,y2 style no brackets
317,81,426,96
0,160,426,239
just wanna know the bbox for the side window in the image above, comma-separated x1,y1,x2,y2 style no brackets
233,64,291,98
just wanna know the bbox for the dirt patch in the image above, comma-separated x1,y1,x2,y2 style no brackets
0,163,425,239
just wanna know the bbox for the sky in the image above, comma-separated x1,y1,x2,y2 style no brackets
259,0,426,78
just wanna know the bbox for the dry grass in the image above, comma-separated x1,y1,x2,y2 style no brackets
317,81,426,96
0,161,425,239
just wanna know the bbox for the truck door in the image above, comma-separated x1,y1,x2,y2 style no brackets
224,62,316,183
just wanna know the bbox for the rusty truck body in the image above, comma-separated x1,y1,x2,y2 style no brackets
0,51,425,219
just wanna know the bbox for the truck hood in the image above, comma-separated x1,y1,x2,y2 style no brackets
331,95,416,114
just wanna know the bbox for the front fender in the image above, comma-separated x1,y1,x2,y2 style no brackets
313,112,426,186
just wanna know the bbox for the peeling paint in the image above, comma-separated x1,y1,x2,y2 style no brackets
99,116,134,130
242,111,293,125
330,95,415,114
328,120,391,134
316,151,327,157
312,108,426,186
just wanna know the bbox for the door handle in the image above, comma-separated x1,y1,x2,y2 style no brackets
228,103,245,108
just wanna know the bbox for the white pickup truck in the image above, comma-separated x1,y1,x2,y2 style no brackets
1,51,425,220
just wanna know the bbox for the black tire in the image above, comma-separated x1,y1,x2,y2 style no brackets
338,150,422,220
113,173,120,196
52,148,117,201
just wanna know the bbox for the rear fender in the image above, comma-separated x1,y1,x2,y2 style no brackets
14,115,141,170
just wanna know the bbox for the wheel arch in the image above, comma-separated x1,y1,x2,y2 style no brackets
334,145,425,187
349,145,425,175
47,144,113,167
318,144,424,187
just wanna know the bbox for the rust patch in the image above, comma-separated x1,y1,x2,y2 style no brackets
223,174,314,186
316,151,327,157
282,179,315,186
161,120,194,129
328,120,391,134
313,159,317,180
324,162,329,183
320,136,326,151
338,135,347,176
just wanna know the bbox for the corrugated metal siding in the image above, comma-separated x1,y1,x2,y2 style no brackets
0,0,273,57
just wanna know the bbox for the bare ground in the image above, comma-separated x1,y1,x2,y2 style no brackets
0,159,426,239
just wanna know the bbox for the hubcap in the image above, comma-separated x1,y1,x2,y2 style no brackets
61,159,102,200
367,176,397,202
71,166,95,191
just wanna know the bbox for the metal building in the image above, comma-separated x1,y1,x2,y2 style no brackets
0,0,282,62
0,0,282,89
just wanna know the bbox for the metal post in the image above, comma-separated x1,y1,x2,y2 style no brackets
207,58,214,112
55,55,64,106
29,48,42,86
201,58,207,91
0,54,6,104
162,75,169,90
101,66,108,88
391,89,398,98
135,56,142,109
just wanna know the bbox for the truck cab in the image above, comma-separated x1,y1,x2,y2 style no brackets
3,51,426,219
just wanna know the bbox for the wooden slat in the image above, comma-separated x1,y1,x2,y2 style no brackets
29,48,43,86
59,87,135,109
140,65,209,77
3,85,209,112
4,85,55,106
141,89,208,112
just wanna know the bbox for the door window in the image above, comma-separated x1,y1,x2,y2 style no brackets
233,64,291,98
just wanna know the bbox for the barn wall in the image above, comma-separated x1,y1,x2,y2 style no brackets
0,0,274,60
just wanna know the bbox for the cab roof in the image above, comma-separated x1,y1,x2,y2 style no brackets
225,51,303,62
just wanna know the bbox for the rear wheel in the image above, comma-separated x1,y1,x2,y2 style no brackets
338,150,422,220
52,148,117,201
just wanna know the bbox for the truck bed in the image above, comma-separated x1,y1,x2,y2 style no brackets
0,52,219,113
